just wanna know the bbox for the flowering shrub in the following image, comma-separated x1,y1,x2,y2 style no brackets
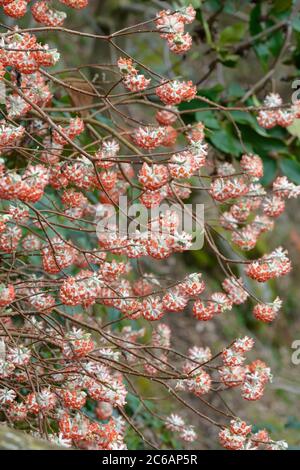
0,1,298,450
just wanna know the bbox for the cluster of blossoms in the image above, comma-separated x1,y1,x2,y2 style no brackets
0,324,127,449
257,92,300,128
155,5,196,54
0,31,59,76
165,334,286,449
219,419,287,450
220,338,273,401
0,163,49,205
156,80,197,105
213,155,300,256
166,413,197,442
0,0,89,23
0,2,294,452
117,57,151,93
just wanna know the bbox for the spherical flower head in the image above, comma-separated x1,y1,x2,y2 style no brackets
263,195,285,217
186,369,211,396
220,211,239,231
0,359,15,379
63,328,95,358
161,125,178,147
253,216,275,237
257,110,278,129
167,32,193,54
182,272,205,296
210,292,233,314
162,288,188,312
180,426,197,442
122,73,151,92
250,429,270,448
188,345,212,363
230,418,252,436
95,141,118,168
0,122,25,148
7,402,27,422
3,0,28,19
177,5,197,24
266,440,288,451
7,345,31,366
246,247,292,282
273,176,300,199
142,296,164,321
264,92,282,108
219,365,246,388
241,378,265,401
240,153,263,179
117,57,137,75
138,162,169,189
217,162,235,176
53,117,84,145
232,225,259,251
156,106,178,126
276,109,295,127
170,230,193,252
230,199,252,222
186,121,205,144
219,428,246,450
222,347,246,367
210,176,248,202
156,80,196,105
222,276,249,305
59,0,89,9
31,2,67,27
168,150,194,179
26,389,56,414
59,412,90,440
166,413,185,432
248,359,272,383
155,11,185,37
233,336,255,354
193,299,214,321
0,387,16,405
152,323,171,348
253,297,282,322
0,283,15,307
62,389,87,410
133,126,166,150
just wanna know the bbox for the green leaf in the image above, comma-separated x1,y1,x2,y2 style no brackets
195,110,220,129
250,3,262,36
198,84,224,101
227,83,245,99
218,52,239,67
254,43,271,71
270,0,292,14
287,118,300,139
178,86,223,125
208,128,243,156
260,158,277,186
267,29,284,57
279,158,300,184
229,110,269,136
219,22,247,46
239,125,287,158
292,15,300,33
196,8,213,47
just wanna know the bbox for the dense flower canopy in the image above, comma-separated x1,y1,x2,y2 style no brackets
0,1,298,450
